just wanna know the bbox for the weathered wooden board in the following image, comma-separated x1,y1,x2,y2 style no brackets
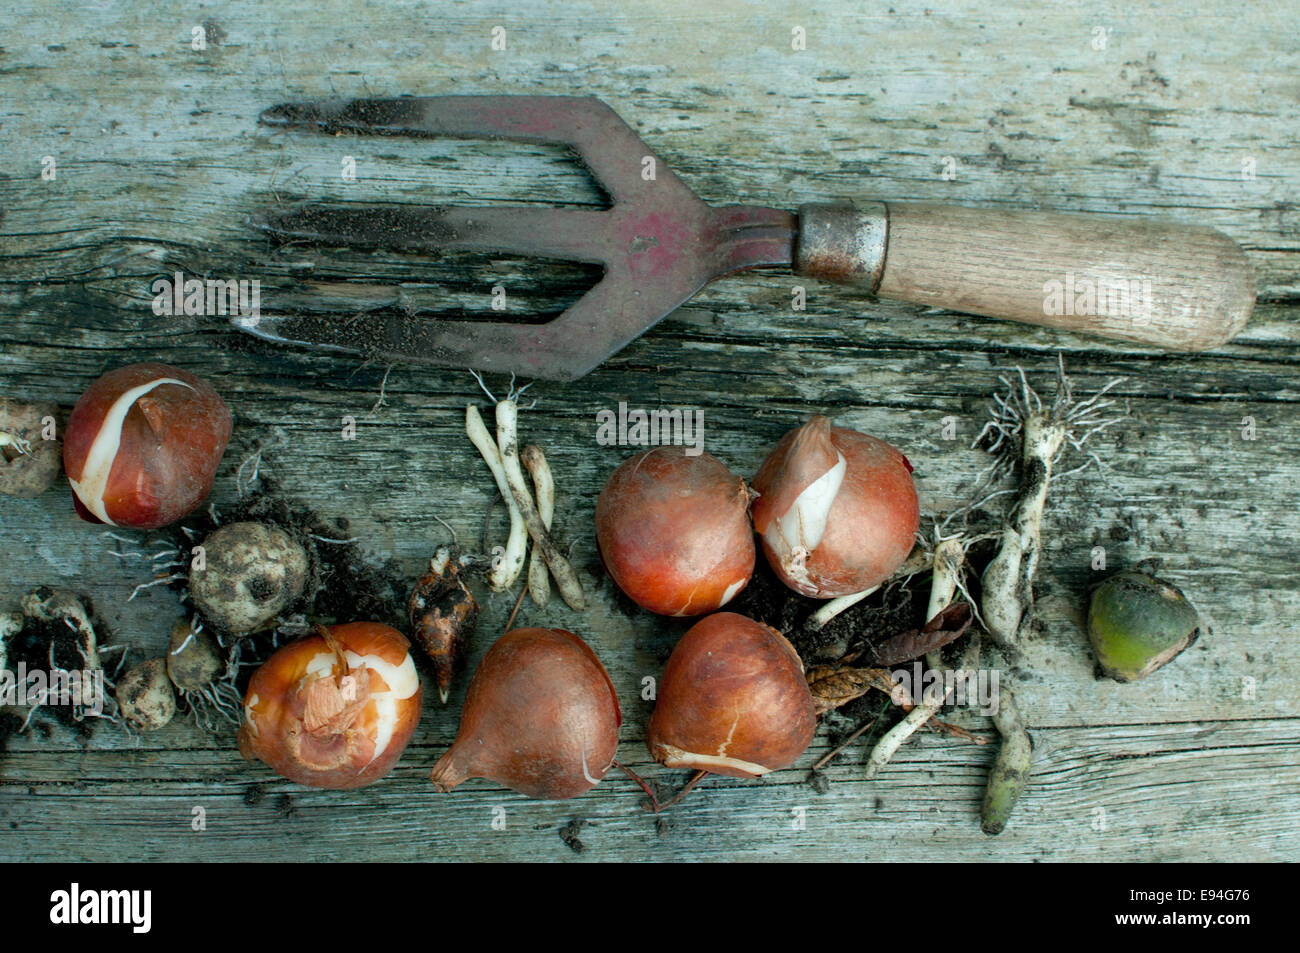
1,0,1297,862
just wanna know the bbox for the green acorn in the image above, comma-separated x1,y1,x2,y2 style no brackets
1088,568,1202,682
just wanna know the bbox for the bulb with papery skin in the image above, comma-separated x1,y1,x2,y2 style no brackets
647,612,816,779
595,447,755,617
238,622,422,790
751,415,919,598
63,362,231,530
430,627,621,800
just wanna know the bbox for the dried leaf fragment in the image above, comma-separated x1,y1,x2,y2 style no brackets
868,601,973,666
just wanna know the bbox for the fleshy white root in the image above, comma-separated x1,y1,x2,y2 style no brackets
522,445,555,608
976,359,1127,649
865,695,942,779
865,612,980,780
466,403,528,591
863,529,970,777
808,585,879,631
496,402,584,611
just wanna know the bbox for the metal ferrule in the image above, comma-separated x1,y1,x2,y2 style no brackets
793,201,889,291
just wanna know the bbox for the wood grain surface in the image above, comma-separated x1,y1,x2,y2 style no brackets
0,0,1296,862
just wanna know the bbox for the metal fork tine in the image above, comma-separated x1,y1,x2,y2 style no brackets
258,203,614,263
238,259,693,381
259,96,698,204
237,308,597,380
246,96,797,379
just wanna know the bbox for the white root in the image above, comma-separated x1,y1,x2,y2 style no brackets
496,402,585,611
866,636,980,779
865,696,944,779
522,445,555,608
865,538,975,778
976,360,1127,650
466,403,528,592
926,536,965,625
805,545,932,632
128,574,187,601
808,585,879,631
924,535,966,670
981,416,1064,647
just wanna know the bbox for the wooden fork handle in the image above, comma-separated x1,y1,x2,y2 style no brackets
795,201,1255,351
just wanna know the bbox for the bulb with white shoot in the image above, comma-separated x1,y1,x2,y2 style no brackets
975,360,1127,649
63,362,231,530
751,415,919,599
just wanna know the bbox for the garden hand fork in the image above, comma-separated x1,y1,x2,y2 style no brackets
244,95,1254,380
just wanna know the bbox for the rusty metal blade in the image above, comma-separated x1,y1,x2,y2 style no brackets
247,96,797,378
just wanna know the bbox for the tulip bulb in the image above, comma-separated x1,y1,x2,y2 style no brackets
189,522,311,635
116,658,177,731
647,612,817,779
751,415,918,598
595,447,755,617
63,362,231,530
430,627,621,800
238,622,422,789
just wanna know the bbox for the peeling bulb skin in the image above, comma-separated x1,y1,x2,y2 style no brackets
430,628,621,800
751,415,844,552
238,622,422,790
647,612,817,779
595,447,755,617
752,417,919,599
63,363,231,530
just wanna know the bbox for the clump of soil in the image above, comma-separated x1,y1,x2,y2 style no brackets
228,491,405,630
558,817,586,853
728,558,930,666
140,474,406,633
0,590,115,743
0,712,23,756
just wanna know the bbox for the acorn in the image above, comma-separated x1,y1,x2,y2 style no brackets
1087,568,1202,682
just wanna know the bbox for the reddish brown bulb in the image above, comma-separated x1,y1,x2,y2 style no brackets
595,447,755,617
647,612,817,779
63,362,231,530
430,627,621,800
751,415,919,598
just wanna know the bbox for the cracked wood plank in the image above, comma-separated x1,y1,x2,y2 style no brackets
0,0,1297,862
